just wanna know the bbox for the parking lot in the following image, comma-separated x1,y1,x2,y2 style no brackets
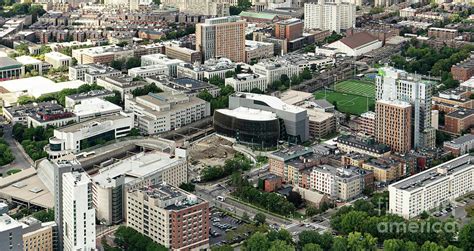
286,221,330,242
209,207,245,246
432,193,474,225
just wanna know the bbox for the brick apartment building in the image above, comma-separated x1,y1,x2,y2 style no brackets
375,100,412,153
428,27,458,40
451,54,474,82
444,108,474,135
274,18,303,41
126,183,210,250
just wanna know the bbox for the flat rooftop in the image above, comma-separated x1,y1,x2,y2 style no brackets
0,168,53,209
5,101,64,118
15,55,42,65
66,89,114,101
0,77,84,98
269,145,314,161
217,107,277,121
73,98,122,117
74,45,132,56
446,108,474,119
307,109,334,122
92,151,184,187
335,135,391,154
233,92,306,113
172,77,215,90
313,164,368,179
57,113,129,133
453,54,474,69
179,58,234,72
80,64,120,75
391,154,474,191
444,134,474,146
0,214,21,231
45,51,71,60
103,75,147,88
279,90,313,106
135,183,204,210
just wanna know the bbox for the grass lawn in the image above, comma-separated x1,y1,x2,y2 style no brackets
6,169,21,176
314,90,374,115
333,79,376,98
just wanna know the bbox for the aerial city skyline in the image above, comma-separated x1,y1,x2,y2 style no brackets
0,0,472,250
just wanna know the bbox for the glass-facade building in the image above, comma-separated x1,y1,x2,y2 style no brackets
213,110,280,148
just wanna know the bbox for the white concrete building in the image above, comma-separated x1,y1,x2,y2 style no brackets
44,52,72,69
245,40,274,64
72,97,123,122
72,45,134,65
128,64,168,78
16,55,43,75
400,7,417,18
125,92,211,135
141,53,184,77
0,214,23,251
69,64,121,83
304,0,356,33
92,149,188,225
327,32,382,57
146,75,221,98
225,73,268,92
46,113,134,159
389,154,474,219
0,57,24,80
253,60,300,84
65,89,115,109
96,75,147,99
0,77,84,107
176,58,236,81
309,165,368,201
62,171,96,251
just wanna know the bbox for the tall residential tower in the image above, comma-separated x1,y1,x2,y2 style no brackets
376,66,435,149
304,0,356,33
196,16,246,62
62,171,96,251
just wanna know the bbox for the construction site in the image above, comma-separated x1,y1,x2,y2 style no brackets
189,135,236,170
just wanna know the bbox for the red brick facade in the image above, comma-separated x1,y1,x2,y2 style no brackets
170,202,210,250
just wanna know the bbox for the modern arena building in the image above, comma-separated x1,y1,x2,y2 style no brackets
214,92,309,147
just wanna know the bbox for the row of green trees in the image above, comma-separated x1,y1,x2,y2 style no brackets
391,41,474,90
198,75,235,113
131,83,162,97
103,226,167,251
329,194,473,250
18,83,105,107
231,172,296,217
32,209,54,222
269,68,312,92
229,0,252,15
0,3,45,19
13,124,53,161
200,153,252,182
235,229,465,251
110,57,141,71
0,139,14,166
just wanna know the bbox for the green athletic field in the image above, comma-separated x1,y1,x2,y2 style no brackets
333,80,376,98
313,90,375,115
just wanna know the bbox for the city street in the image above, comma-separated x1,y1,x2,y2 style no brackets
195,185,292,226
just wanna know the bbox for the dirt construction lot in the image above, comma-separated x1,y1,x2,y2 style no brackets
189,135,236,168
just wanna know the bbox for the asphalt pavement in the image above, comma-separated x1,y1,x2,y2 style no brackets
195,185,292,226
